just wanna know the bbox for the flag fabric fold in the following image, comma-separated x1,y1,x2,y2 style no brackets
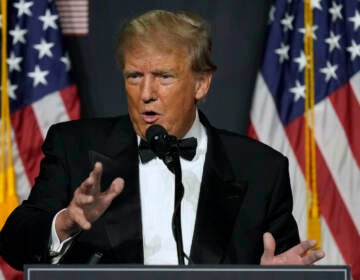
249,1,360,279
0,0,80,279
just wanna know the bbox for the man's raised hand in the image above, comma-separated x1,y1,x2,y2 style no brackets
55,162,124,241
260,232,325,265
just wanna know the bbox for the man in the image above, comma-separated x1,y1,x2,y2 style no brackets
0,10,324,270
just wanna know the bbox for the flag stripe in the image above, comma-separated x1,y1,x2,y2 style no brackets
60,85,81,120
314,97,360,232
284,114,360,273
58,17,88,22
11,130,31,202
32,92,71,138
350,69,360,106
329,83,360,168
0,257,22,280
11,107,44,187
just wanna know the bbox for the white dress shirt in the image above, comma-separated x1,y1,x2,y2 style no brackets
49,110,207,264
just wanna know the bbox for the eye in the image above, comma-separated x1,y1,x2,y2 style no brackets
125,72,142,84
157,73,175,84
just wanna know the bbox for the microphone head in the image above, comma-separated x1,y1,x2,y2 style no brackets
145,124,168,143
145,124,169,158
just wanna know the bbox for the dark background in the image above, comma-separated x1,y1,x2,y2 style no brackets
65,1,272,134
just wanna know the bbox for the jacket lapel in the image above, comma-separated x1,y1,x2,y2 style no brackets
190,113,248,264
88,116,144,263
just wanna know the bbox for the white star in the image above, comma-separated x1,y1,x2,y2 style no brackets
299,25,318,40
294,51,307,72
60,53,71,71
289,80,305,101
348,10,360,31
27,65,49,87
268,6,276,24
320,61,338,82
7,52,23,72
329,2,343,22
39,9,58,30
0,80,18,100
33,39,54,59
346,40,360,61
13,0,33,17
311,0,322,11
325,31,341,52
275,43,290,63
9,25,27,44
281,13,294,32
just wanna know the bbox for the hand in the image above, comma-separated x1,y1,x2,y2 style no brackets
55,162,124,241
260,232,325,265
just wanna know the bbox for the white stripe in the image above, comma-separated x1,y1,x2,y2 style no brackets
11,129,31,202
314,99,360,233
0,268,5,280
60,22,88,28
317,217,345,265
32,91,70,139
250,73,307,239
350,70,360,105
58,17,88,23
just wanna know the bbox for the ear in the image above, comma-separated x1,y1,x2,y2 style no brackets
194,72,213,101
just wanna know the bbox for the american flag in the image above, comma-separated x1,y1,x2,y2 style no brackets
0,0,80,279
249,0,360,279
56,0,89,36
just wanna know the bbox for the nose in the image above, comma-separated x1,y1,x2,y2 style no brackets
140,75,157,103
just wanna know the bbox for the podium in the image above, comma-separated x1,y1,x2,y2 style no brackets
25,265,351,280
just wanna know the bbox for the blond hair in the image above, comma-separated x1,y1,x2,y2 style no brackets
116,10,217,73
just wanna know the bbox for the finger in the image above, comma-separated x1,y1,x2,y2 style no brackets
68,207,92,230
261,232,276,260
75,192,94,205
301,249,325,264
291,239,317,256
92,162,103,192
102,178,124,204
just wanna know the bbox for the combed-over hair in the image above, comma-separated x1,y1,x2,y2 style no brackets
116,10,217,73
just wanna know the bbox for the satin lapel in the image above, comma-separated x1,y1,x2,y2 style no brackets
88,117,143,263
190,113,248,264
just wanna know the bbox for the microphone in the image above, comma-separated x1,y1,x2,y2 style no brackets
145,124,178,169
145,124,187,264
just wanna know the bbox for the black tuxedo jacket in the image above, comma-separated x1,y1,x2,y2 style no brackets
0,113,299,270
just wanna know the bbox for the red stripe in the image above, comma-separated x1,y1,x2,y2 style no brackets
285,115,360,279
329,82,360,168
11,106,44,187
247,122,259,140
60,85,81,120
0,257,23,280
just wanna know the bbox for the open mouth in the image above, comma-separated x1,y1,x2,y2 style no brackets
142,111,160,123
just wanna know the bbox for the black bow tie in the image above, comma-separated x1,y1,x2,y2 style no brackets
139,137,197,163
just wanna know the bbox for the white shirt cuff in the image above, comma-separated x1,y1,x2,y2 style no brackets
49,208,76,262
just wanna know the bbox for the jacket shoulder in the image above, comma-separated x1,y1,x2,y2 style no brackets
215,128,287,162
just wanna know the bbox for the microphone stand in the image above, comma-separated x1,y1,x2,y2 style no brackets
163,140,185,265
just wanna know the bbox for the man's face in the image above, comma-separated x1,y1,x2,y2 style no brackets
123,44,211,139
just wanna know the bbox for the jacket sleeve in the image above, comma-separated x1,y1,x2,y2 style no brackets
0,124,72,270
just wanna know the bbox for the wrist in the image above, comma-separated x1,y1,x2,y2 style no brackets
55,209,80,241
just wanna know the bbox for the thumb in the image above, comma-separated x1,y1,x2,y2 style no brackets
261,232,276,261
